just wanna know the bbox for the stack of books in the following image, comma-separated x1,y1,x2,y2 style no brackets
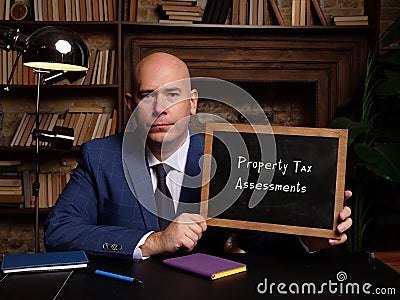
0,160,23,209
158,0,202,24
333,15,368,26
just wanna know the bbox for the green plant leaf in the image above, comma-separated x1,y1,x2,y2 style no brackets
379,50,400,65
330,117,365,145
376,129,400,143
376,78,400,96
381,16,400,47
354,143,400,183
384,69,400,80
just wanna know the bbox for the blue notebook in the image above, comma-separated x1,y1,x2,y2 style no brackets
1,250,89,274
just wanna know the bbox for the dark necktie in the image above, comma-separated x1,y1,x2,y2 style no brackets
153,164,175,230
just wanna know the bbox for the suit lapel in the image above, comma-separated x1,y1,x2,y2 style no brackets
122,132,204,228
177,134,204,215
122,132,160,231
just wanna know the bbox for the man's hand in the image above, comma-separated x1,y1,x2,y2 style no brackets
301,190,353,251
140,213,207,256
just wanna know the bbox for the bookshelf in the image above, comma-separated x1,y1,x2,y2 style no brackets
0,1,121,214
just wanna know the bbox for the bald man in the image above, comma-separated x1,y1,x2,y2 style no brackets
44,52,229,259
44,52,352,259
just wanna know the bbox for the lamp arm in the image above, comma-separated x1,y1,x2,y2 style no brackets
0,26,27,52
4,51,22,91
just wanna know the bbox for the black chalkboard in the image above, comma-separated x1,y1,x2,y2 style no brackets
200,123,348,239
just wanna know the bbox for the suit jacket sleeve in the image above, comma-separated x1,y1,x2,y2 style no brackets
44,136,152,260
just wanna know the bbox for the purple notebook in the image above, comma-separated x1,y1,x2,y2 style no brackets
163,253,246,280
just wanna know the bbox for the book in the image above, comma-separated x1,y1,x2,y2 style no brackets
0,160,21,167
110,108,118,135
269,0,285,25
0,0,5,20
95,113,109,138
217,0,231,24
77,113,93,145
0,189,23,195
11,113,28,146
129,0,137,21
334,20,368,26
0,202,23,208
161,5,199,12
163,253,246,280
1,250,89,274
202,0,215,23
333,15,368,22
85,113,99,141
22,170,31,208
168,15,202,21
102,0,108,21
310,0,327,26
0,177,21,186
93,0,99,21
5,0,10,20
158,19,193,24
238,0,246,25
210,0,223,24
0,194,24,203
69,106,104,113
160,1,195,6
107,0,114,21
73,113,86,146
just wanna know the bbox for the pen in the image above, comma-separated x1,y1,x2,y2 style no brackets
95,270,143,284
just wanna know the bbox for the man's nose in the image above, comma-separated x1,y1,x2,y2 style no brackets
153,93,169,114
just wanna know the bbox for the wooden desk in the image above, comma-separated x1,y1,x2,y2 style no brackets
375,251,400,273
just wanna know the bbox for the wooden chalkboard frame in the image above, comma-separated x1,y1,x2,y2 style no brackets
200,123,348,239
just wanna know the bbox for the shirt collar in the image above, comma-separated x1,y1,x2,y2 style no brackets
146,131,190,173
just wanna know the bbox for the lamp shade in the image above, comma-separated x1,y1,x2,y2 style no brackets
23,26,89,71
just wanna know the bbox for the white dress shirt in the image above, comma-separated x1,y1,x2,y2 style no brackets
132,133,190,260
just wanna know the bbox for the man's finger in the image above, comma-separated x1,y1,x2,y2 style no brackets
339,206,351,220
337,218,352,233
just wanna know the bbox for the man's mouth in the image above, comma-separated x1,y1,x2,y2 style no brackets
151,123,172,130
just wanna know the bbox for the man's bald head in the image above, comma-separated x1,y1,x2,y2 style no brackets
126,52,198,160
133,52,191,97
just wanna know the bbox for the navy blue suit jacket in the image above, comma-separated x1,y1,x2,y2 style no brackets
44,133,230,259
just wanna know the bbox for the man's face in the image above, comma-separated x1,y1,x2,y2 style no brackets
132,60,197,155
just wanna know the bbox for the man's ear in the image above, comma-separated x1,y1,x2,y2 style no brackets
125,92,134,112
189,89,198,115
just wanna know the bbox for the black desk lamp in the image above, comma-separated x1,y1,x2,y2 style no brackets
0,26,89,252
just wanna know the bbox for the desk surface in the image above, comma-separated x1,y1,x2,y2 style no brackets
375,252,400,273
1,251,399,300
